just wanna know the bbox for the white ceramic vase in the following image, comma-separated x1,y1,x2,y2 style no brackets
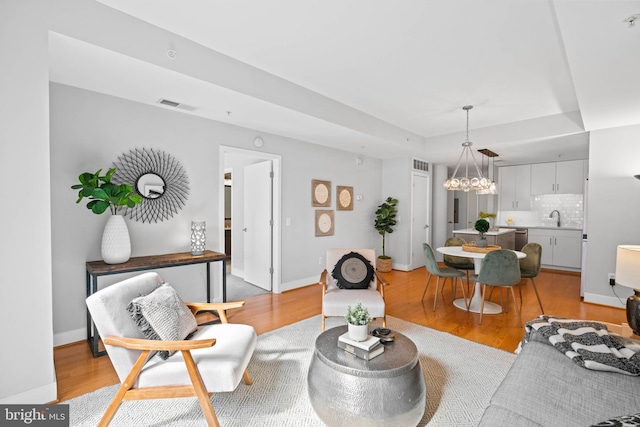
101,214,131,264
348,323,369,342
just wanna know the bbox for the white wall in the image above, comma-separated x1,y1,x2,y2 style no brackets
584,124,640,307
0,0,56,403
432,164,450,262
50,83,384,344
382,158,412,269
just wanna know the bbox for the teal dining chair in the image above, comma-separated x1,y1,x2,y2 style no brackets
443,237,475,295
422,243,468,311
471,249,522,326
519,243,544,314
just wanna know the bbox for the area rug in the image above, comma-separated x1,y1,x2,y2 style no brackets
65,316,516,426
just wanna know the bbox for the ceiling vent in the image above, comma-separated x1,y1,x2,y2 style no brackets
413,158,429,172
157,99,198,112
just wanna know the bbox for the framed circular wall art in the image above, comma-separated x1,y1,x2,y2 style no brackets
337,186,353,210
312,179,331,207
112,147,190,223
315,210,334,236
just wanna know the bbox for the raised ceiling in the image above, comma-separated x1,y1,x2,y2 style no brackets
49,0,640,166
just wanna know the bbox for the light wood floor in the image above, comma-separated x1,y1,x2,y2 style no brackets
54,266,625,402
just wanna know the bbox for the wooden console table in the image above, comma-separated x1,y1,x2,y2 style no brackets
86,250,228,357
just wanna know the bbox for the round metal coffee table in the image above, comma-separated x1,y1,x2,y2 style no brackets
307,326,425,426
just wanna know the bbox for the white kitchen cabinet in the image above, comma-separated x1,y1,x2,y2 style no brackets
527,228,582,269
499,164,531,211
530,160,585,195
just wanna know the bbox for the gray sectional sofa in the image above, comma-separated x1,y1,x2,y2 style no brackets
478,326,640,426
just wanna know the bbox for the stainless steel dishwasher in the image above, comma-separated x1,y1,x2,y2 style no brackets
514,228,528,251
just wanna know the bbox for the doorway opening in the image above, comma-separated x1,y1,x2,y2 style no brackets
219,146,282,298
410,171,431,270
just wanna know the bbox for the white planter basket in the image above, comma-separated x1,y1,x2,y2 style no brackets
348,323,369,342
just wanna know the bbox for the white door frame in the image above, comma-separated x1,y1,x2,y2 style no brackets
219,145,282,293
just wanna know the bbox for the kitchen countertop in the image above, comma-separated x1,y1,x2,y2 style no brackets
503,225,583,231
453,228,516,235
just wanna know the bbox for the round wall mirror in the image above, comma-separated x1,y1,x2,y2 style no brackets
113,148,189,223
136,173,166,199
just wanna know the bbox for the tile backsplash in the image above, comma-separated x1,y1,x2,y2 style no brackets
497,194,584,228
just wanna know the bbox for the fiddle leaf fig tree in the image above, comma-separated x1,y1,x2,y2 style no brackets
71,168,142,215
374,197,399,259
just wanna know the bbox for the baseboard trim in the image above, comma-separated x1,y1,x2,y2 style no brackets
583,292,625,309
54,328,85,347
392,263,411,271
0,382,57,404
280,275,318,293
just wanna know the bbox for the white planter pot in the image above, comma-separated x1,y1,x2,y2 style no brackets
101,214,131,264
348,323,369,342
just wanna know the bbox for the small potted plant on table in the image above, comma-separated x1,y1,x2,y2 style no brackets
345,302,372,342
71,168,142,264
474,218,490,248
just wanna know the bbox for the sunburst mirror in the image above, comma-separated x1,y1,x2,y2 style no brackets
113,148,189,223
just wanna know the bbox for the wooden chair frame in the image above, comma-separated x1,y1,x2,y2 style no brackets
319,269,389,331
98,301,252,427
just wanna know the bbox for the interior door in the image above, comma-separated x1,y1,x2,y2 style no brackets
243,160,272,290
411,173,431,269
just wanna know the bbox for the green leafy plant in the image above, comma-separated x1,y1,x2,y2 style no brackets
474,218,490,238
71,168,142,215
374,197,399,259
479,211,496,219
345,302,372,326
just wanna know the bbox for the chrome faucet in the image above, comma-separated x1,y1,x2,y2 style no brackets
549,210,561,227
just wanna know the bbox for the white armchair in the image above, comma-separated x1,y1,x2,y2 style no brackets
86,272,256,427
319,248,388,331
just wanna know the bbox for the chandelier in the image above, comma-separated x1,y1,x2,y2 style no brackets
443,105,491,192
476,148,499,195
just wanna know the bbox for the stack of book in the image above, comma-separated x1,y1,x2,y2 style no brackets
337,332,384,360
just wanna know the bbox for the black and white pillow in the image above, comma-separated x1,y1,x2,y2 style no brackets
332,252,375,289
591,413,640,427
127,283,198,360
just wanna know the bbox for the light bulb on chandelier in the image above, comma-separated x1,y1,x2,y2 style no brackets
443,106,491,192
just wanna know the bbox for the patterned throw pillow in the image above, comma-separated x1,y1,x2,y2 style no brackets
127,283,198,360
591,413,640,427
332,252,375,289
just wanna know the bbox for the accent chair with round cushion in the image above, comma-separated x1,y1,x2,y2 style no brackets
319,248,388,331
422,243,468,311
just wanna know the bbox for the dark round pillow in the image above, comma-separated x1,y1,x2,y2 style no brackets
332,252,375,289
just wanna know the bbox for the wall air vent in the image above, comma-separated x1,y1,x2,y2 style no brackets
157,99,198,112
413,158,429,172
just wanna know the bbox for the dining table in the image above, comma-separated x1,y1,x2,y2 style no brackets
436,246,526,314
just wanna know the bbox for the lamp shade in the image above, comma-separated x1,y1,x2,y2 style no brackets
191,220,206,256
615,245,640,289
